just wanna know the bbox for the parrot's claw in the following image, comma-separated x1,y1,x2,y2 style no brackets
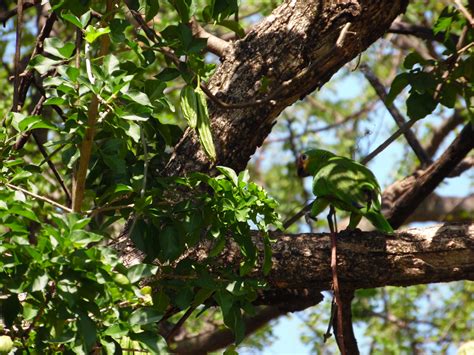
305,212,317,225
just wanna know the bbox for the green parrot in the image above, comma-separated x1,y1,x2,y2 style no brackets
297,149,393,233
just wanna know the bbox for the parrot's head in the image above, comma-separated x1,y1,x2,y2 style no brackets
297,149,336,177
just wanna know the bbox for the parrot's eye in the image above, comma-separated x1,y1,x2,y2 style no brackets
301,154,308,161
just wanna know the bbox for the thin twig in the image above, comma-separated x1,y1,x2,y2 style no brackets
12,0,24,113
5,183,72,213
454,0,474,27
86,203,134,217
0,0,38,25
360,64,432,166
166,306,196,343
360,117,421,165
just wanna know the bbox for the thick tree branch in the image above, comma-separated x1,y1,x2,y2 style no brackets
408,193,474,223
172,295,321,353
190,223,474,292
425,110,465,157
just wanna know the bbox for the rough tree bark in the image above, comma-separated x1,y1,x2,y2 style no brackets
206,223,474,290
162,0,409,177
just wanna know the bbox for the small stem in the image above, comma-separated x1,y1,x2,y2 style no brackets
12,0,24,113
72,0,113,212
5,183,72,213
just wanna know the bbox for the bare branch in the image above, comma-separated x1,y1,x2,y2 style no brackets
172,296,322,353
0,0,38,26
388,19,458,44
360,64,432,167
189,18,230,58
425,110,465,157
386,124,474,229
12,0,25,113
5,183,72,213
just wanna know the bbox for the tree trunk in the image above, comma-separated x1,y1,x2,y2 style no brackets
162,0,409,177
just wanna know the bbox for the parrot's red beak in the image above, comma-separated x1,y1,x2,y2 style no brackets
297,155,309,177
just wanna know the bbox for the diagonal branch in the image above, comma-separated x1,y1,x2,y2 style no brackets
425,110,465,157
386,124,473,229
360,64,432,167
172,296,322,353
0,0,39,25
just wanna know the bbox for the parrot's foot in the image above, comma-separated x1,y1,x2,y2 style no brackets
338,228,361,237
305,212,317,225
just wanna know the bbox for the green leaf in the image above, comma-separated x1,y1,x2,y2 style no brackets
29,55,61,75
61,12,83,29
158,225,182,262
11,114,57,132
122,90,153,107
129,307,163,326
173,0,192,23
32,273,49,292
262,234,273,276
2,294,21,327
386,73,409,105
84,25,111,43
109,19,129,43
192,288,214,307
80,10,91,28
217,166,238,186
218,20,245,38
44,97,67,106
23,302,39,321
409,72,437,94
214,290,233,317
44,38,75,59
180,85,199,128
145,0,160,21
224,345,239,355
403,52,427,69
130,331,165,353
196,87,216,161
8,206,40,222
439,81,459,108
406,91,438,119
78,313,97,351
153,291,170,313
127,264,158,283
156,68,181,82
104,324,128,337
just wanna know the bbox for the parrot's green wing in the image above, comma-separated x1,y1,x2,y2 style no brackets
312,156,380,211
312,156,393,232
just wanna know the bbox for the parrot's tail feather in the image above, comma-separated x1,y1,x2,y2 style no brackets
365,210,394,233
